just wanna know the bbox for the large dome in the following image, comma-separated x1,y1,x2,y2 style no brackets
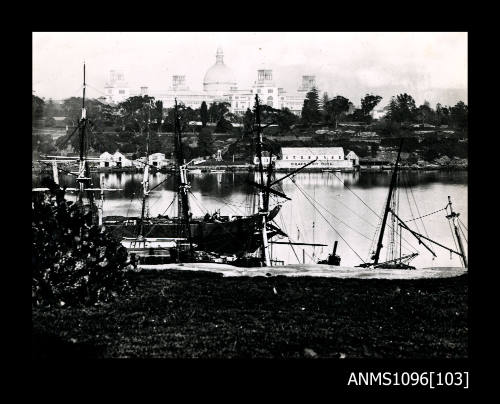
203,48,237,95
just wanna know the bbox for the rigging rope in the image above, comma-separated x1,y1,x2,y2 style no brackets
162,194,177,216
333,172,381,218
458,221,468,244
404,206,448,222
292,181,366,263
276,211,301,264
293,182,373,241
407,174,429,239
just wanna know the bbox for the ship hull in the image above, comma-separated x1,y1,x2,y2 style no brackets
105,215,273,255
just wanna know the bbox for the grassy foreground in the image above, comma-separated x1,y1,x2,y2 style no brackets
32,270,468,359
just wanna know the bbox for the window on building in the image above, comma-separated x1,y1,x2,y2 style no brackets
257,89,261,94
119,90,125,94
268,89,273,93
301,156,303,159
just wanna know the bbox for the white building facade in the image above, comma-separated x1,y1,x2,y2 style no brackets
99,151,133,168
104,48,315,116
253,152,277,167
276,147,354,170
104,70,131,104
148,152,171,168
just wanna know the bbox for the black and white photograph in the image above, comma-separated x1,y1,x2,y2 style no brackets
32,31,468,372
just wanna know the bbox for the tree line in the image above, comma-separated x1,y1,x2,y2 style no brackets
33,90,468,159
299,87,468,133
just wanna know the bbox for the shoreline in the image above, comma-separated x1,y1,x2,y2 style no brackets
32,165,468,175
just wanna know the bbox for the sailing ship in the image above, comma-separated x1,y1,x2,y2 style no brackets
103,95,298,263
355,139,467,270
32,63,122,223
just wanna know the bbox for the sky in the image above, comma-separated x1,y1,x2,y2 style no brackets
33,32,467,108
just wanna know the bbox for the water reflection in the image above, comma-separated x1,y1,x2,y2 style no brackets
33,170,467,268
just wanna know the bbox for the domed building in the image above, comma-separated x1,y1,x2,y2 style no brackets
203,48,238,96
106,47,314,116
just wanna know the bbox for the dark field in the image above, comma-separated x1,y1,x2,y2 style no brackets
32,270,468,359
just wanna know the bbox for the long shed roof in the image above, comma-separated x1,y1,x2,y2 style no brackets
281,147,344,156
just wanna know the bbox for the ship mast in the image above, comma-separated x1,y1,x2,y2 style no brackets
76,62,95,220
138,102,151,238
174,99,194,259
446,196,468,267
372,138,403,265
254,95,271,266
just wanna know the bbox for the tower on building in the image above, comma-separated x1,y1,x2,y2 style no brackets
298,75,316,92
171,75,189,91
104,69,130,104
257,69,273,83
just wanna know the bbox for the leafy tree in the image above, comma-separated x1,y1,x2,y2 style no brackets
387,93,417,123
32,95,44,122
450,101,468,131
118,95,155,133
208,102,230,123
32,133,56,156
416,101,434,126
183,106,199,123
215,117,233,133
200,101,209,127
321,92,329,108
276,107,299,132
162,103,190,133
89,132,119,153
435,103,450,126
360,94,382,122
324,95,351,128
32,180,131,307
243,108,254,139
198,127,215,157
301,87,321,126
44,99,59,118
153,100,163,131
62,97,107,127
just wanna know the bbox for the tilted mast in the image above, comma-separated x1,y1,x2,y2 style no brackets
446,196,468,267
138,102,151,238
372,138,403,265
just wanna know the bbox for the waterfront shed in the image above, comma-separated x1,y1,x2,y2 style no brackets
148,152,167,168
276,147,352,170
99,152,113,168
346,150,360,166
113,151,132,168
